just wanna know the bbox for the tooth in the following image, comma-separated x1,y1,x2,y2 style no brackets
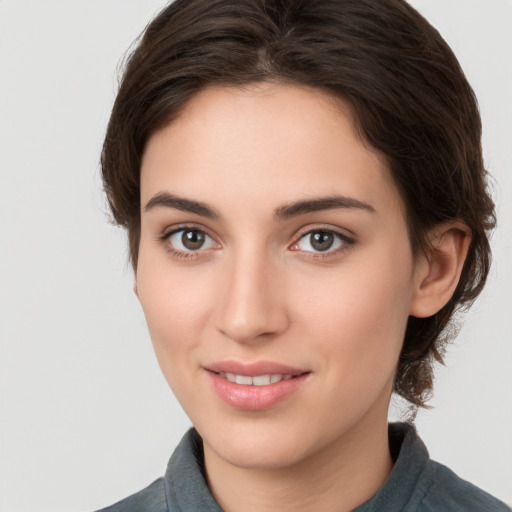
253,375,271,386
236,375,253,385
283,374,292,380
226,373,236,383
219,372,226,378
270,374,283,383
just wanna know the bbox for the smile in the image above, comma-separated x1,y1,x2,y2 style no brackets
205,362,310,411
218,372,294,386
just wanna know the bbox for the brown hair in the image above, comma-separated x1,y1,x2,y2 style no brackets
101,0,496,409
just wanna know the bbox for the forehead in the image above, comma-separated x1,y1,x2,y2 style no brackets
140,83,402,217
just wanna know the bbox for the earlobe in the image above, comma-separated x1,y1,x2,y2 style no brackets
133,282,139,299
409,222,471,318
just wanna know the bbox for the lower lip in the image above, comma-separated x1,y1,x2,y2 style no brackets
206,371,310,411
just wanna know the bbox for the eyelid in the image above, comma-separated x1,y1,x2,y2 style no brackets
291,224,355,243
289,225,355,256
160,223,217,241
159,224,221,259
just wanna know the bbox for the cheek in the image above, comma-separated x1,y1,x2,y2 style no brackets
291,248,414,379
135,255,214,374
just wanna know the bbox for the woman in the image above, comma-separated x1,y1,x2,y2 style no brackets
97,0,508,510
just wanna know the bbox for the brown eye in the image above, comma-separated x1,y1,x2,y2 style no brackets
166,228,216,253
310,231,334,251
295,229,351,254
182,230,205,250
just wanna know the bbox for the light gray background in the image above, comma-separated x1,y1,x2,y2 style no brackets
0,1,511,511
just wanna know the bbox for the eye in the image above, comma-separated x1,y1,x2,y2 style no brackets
293,229,352,254
165,228,217,253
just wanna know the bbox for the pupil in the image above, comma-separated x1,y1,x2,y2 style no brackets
182,230,205,250
311,231,334,251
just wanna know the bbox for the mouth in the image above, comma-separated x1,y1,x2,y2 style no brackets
214,372,298,386
204,361,311,410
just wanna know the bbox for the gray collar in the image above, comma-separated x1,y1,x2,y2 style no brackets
164,423,426,512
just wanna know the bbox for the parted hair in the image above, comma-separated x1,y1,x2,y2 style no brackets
101,0,496,408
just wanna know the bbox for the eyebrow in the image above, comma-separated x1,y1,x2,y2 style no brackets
144,192,220,218
273,195,376,220
144,192,375,220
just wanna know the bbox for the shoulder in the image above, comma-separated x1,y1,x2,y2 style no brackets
367,423,510,512
94,478,167,512
94,428,222,512
417,459,509,512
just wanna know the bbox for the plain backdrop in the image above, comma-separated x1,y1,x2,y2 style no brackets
0,1,511,510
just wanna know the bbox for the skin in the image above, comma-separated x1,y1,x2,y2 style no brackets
136,83,470,512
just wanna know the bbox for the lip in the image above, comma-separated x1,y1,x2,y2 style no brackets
205,360,307,377
204,360,311,411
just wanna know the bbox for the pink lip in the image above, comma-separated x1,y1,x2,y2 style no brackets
205,360,307,377
204,360,311,411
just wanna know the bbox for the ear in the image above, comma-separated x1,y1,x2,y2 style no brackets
410,222,471,318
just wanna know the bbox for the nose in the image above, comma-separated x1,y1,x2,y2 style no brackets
214,250,289,344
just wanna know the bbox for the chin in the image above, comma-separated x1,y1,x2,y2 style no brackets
210,432,310,470
195,412,326,471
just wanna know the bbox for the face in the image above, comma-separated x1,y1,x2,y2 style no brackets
137,83,422,471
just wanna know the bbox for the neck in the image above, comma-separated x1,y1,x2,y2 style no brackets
203,413,393,512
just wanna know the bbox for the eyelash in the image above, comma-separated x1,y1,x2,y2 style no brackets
291,227,355,260
159,224,216,261
158,225,355,261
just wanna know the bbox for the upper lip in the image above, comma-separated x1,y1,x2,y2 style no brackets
204,360,308,377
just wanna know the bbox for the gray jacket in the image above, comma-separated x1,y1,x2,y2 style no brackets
97,423,509,511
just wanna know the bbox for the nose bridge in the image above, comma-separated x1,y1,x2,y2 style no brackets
215,243,287,343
